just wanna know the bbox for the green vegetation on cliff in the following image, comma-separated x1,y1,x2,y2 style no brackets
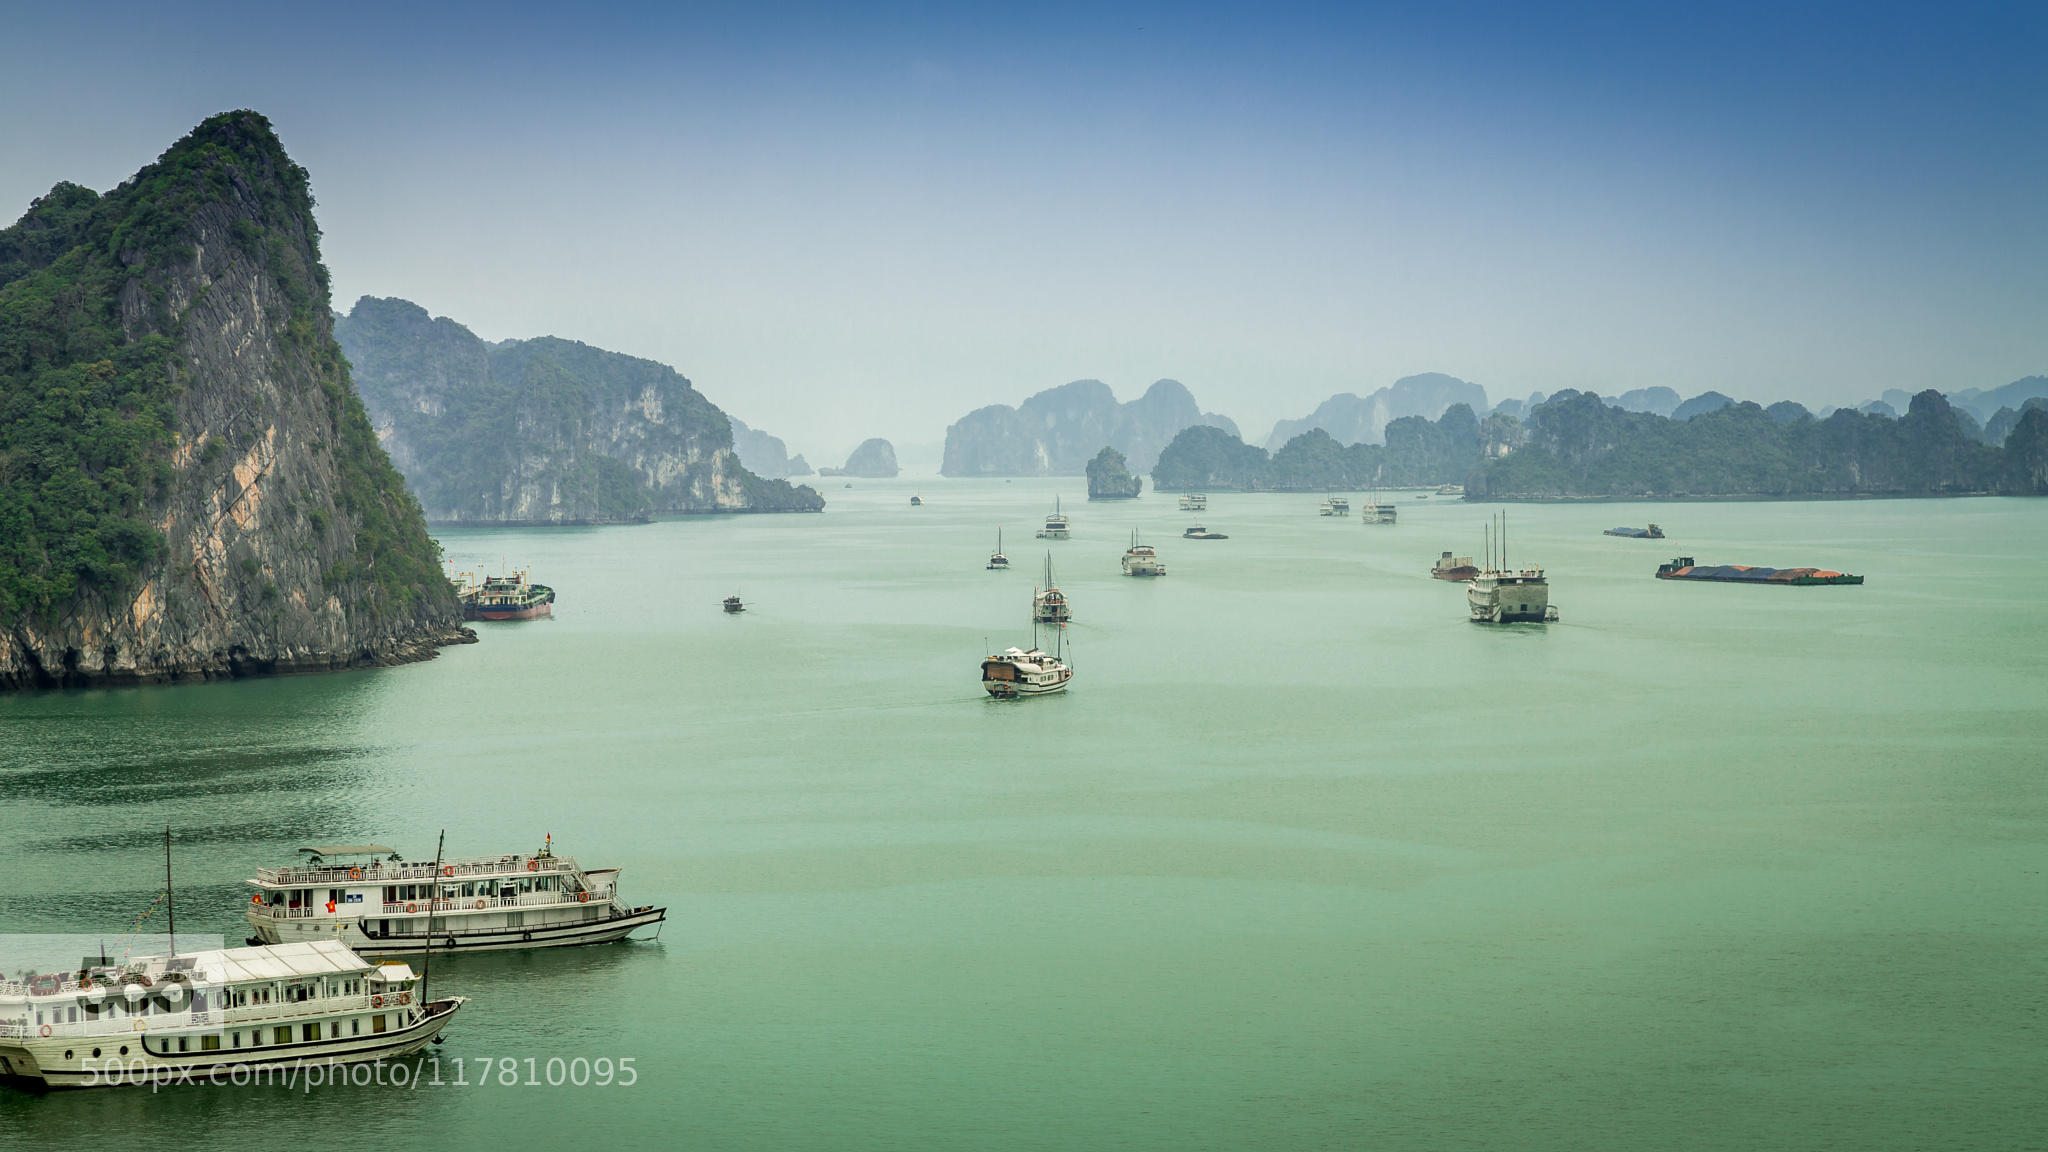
1151,406,1480,490
1470,389,2036,498
0,115,443,622
1085,446,1141,498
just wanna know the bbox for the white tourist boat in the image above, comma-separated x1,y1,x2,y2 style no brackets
987,528,1009,570
245,841,664,957
1319,496,1350,516
1121,532,1166,576
1359,501,1397,525
1035,498,1071,539
0,939,461,1089
1178,493,1207,511
980,644,1074,698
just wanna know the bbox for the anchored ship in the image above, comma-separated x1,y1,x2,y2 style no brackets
1182,525,1228,540
1654,557,1863,585
1036,498,1071,539
459,569,555,621
988,529,1009,570
0,940,461,1089
1605,524,1665,539
1431,552,1479,581
1468,512,1557,623
245,840,665,957
1319,496,1350,516
723,595,745,613
1121,531,1166,576
1031,554,1071,624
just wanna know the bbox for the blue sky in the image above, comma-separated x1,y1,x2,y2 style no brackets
4,1,2043,459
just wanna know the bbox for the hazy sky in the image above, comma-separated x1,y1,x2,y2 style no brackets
5,1,2044,461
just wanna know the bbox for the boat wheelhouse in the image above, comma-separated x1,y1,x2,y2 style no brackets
1121,532,1166,576
1036,498,1071,539
1468,568,1555,622
245,843,665,958
1179,493,1208,512
0,940,461,1090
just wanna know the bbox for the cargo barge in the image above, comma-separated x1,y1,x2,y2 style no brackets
1605,524,1664,538
1654,557,1863,585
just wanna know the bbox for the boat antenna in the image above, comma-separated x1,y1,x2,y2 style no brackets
422,828,444,1006
164,824,175,957
1504,509,1509,571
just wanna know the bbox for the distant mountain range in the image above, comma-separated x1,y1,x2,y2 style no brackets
941,379,1238,476
730,419,812,478
1264,373,1488,450
820,438,899,477
336,298,822,522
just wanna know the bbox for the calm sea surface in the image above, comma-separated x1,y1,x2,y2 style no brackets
4,481,2045,1149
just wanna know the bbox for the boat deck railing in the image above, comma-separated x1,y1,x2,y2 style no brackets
0,990,424,1039
374,888,613,917
255,854,580,888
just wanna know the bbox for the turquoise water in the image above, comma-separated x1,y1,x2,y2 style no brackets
4,483,2045,1149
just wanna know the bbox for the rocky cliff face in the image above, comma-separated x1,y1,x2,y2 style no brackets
730,418,813,477
336,298,823,521
824,438,897,478
1264,373,1487,451
942,378,1236,476
0,112,469,690
1085,447,1141,498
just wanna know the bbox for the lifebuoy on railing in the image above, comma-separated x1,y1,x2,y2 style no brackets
577,891,589,903
525,860,538,872
398,991,411,1005
134,1020,146,1031
350,867,363,880
372,994,384,1008
475,899,486,910
38,1024,51,1038
442,865,454,877
406,903,418,914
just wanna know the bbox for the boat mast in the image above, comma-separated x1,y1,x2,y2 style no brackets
164,824,175,957
422,829,444,1006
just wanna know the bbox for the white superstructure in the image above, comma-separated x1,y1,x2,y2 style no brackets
245,842,664,958
1036,498,1071,539
0,939,461,1089
1120,534,1166,576
981,646,1073,698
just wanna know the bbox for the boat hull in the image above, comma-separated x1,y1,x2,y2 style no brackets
248,906,666,958
0,999,463,1091
469,602,552,621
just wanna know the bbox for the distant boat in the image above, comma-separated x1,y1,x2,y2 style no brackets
980,644,1073,699
1431,551,1478,581
1604,524,1665,539
461,569,555,621
910,495,923,506
1179,493,1208,511
723,595,745,613
1032,554,1071,624
1036,497,1070,539
988,529,1009,570
1319,496,1350,516
1436,484,1464,496
1121,531,1166,576
1182,526,1228,540
1359,489,1396,525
